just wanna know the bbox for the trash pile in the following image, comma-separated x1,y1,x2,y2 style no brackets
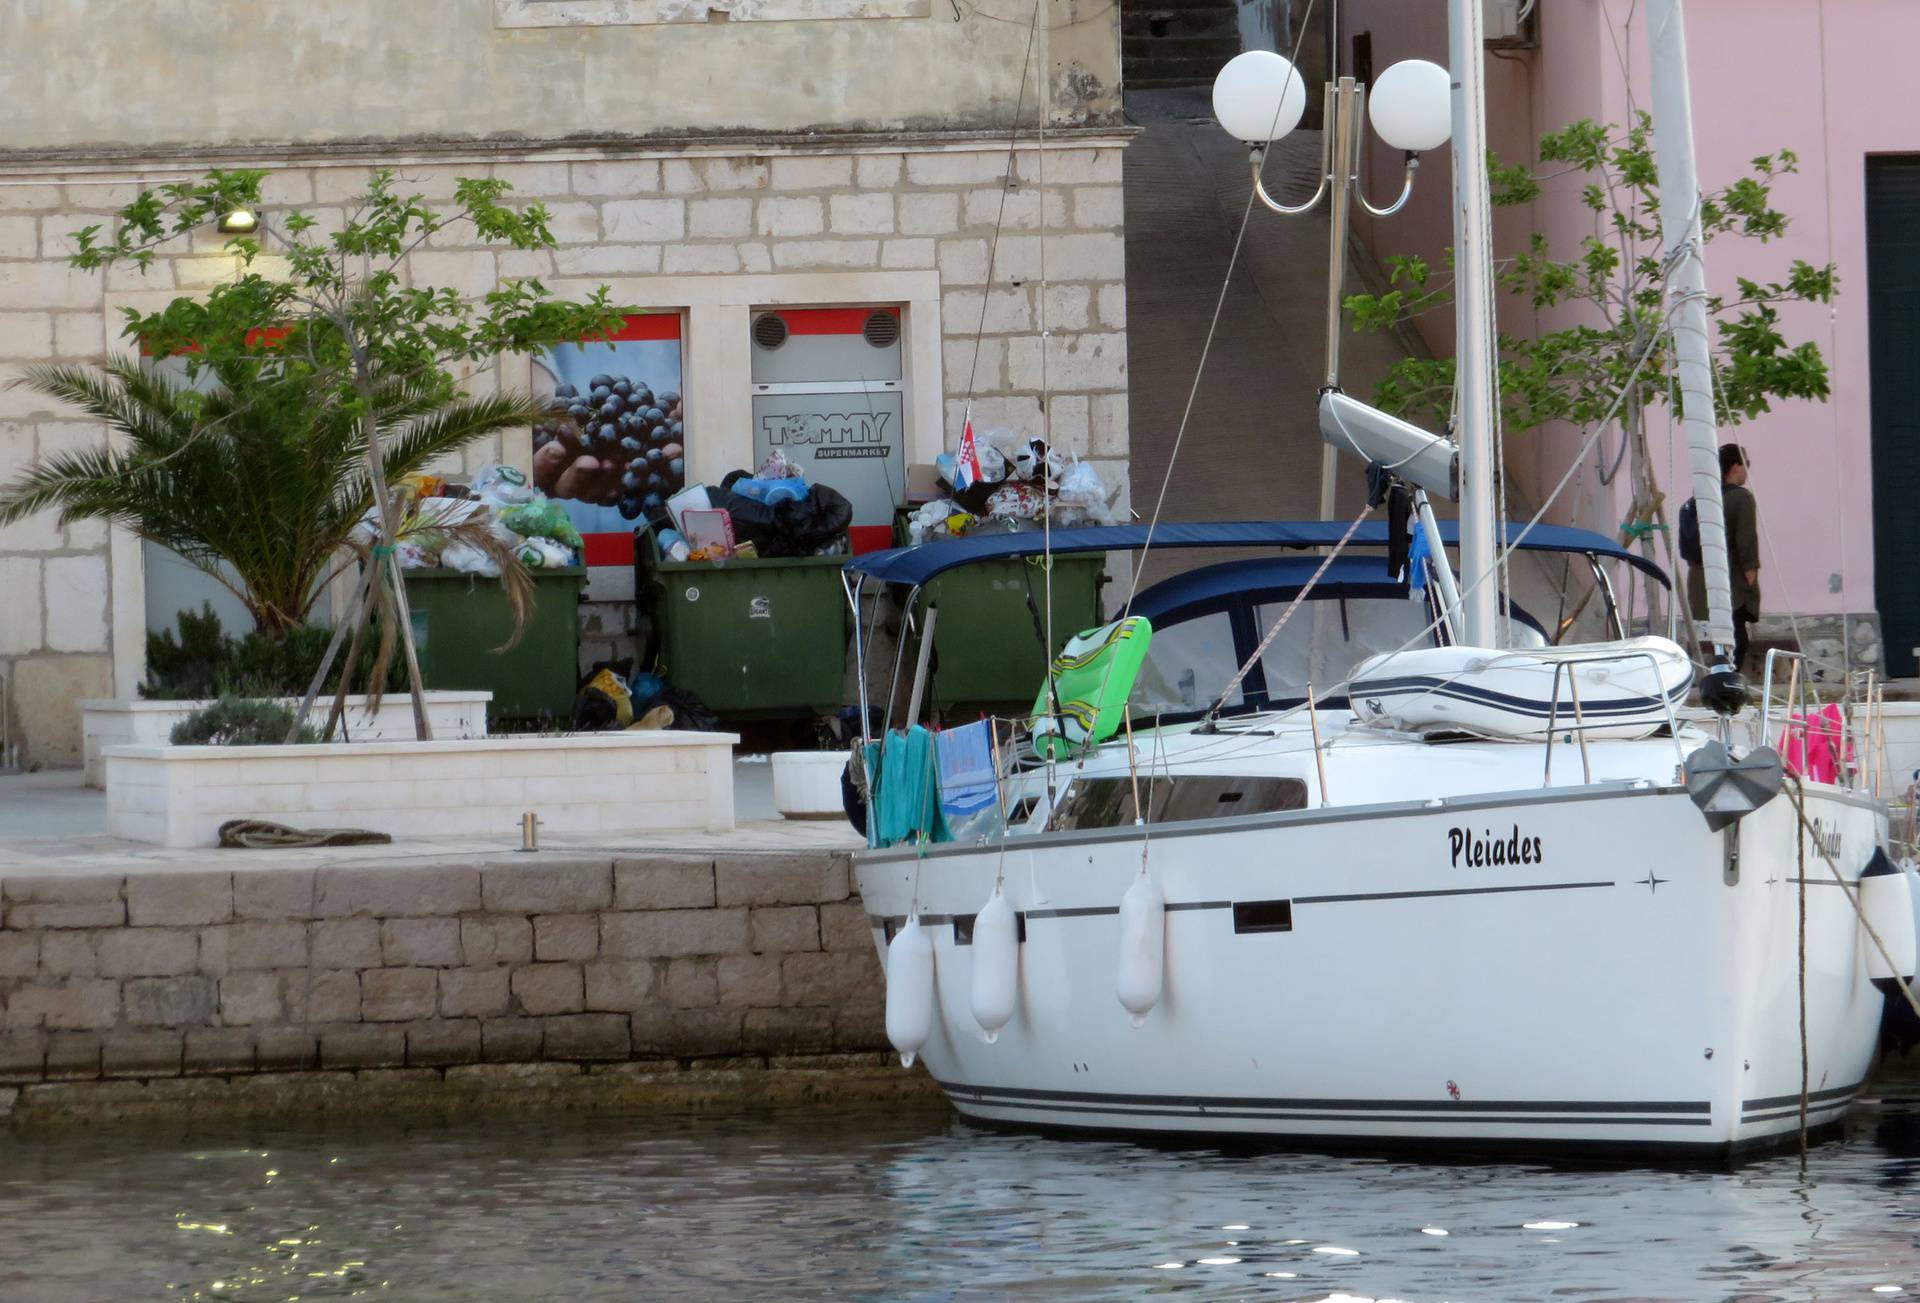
358,465,584,576
652,450,854,564
570,656,721,733
908,426,1120,544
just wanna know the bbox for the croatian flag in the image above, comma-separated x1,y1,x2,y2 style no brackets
954,418,983,493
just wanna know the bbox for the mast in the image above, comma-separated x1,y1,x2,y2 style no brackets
1647,0,1737,658
1447,0,1500,646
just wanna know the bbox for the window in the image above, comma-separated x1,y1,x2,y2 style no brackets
1256,596,1438,701
1132,611,1244,715
1051,776,1309,830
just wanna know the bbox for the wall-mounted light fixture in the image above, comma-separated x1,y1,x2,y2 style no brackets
215,208,258,235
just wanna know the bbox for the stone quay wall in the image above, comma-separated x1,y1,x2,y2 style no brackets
0,852,885,1090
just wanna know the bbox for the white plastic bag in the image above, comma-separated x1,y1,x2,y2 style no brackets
471,464,538,508
441,540,502,577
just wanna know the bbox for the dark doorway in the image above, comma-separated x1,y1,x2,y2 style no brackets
1867,157,1920,676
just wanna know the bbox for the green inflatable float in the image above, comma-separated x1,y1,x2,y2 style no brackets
1030,616,1153,760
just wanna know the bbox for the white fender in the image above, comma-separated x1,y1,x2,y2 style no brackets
970,885,1019,1043
1116,873,1166,1027
885,915,936,1067
1861,857,1918,983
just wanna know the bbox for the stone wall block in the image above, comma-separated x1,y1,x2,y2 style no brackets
880,238,937,269
381,918,463,967
218,972,282,1026
39,932,98,978
742,1008,836,1055
480,1017,544,1063
582,959,655,1012
311,918,382,969
856,154,905,187
8,978,119,1030
96,928,198,978
781,952,882,1007
570,160,662,195
533,913,600,962
665,956,718,1008
717,954,784,1008
184,1027,257,1075
756,196,824,238
0,932,36,977
0,1031,45,1083
833,1003,889,1053
697,158,770,191
481,859,613,914
319,1024,407,1071
315,865,480,919
461,916,534,966
439,967,512,1019
360,967,438,1022
629,1007,743,1057
511,963,584,1016
222,921,310,970
254,1028,318,1071
714,853,850,908
770,240,878,270
281,969,361,1024
126,871,231,926
612,857,716,910
905,152,1007,186
688,197,753,238
2,874,123,929
603,199,686,243
122,976,215,1027
405,1020,482,1067
749,906,819,955
829,192,895,234
771,156,854,190
102,1030,184,1078
542,1013,630,1061
1072,184,1125,229
819,902,876,953
232,869,317,921
43,1031,103,1079
601,908,749,959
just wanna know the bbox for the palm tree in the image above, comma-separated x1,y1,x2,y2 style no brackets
0,356,543,638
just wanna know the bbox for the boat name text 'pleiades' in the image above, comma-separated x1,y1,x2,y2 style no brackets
1449,825,1543,867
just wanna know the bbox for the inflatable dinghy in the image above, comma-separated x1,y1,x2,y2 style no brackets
1348,636,1693,741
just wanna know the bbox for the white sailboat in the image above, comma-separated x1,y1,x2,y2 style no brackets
841,0,1920,1156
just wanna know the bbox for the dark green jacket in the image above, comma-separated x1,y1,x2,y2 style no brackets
1687,482,1761,619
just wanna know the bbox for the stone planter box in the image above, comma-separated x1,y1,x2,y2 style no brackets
79,692,492,788
103,730,738,848
772,750,850,820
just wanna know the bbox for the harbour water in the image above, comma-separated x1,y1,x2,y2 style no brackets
3,1098,1917,1301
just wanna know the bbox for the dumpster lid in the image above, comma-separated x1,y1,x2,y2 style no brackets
844,520,1669,587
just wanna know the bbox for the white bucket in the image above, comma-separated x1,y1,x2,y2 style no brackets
771,750,849,820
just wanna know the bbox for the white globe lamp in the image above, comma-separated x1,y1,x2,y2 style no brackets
1368,59,1453,152
1211,50,1308,144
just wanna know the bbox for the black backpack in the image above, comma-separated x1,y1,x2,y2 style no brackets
1677,497,1702,565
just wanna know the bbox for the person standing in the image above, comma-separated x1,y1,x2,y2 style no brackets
1686,443,1761,671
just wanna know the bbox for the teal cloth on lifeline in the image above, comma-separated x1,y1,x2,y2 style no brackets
864,726,951,849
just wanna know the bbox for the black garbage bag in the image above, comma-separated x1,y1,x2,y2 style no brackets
655,683,722,733
713,477,853,558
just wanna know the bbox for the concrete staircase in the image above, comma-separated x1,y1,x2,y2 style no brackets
1123,0,1241,90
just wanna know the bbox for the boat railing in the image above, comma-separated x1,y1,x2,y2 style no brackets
1757,648,1883,797
1541,648,1687,788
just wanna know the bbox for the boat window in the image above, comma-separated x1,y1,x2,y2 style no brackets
1256,596,1439,700
1131,611,1244,715
1050,775,1308,830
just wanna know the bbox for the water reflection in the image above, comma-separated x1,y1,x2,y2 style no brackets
0,1100,1915,1300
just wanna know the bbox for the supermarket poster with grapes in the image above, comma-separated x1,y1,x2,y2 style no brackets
531,313,685,565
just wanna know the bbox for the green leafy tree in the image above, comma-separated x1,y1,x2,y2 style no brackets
1347,116,1834,631
7,167,625,738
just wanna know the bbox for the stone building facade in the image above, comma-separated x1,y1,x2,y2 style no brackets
0,0,1131,765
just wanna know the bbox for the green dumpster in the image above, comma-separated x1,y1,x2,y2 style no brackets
643,539,850,719
904,534,1106,714
405,565,584,721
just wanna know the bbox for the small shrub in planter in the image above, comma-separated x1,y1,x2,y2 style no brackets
142,604,410,701
170,696,320,747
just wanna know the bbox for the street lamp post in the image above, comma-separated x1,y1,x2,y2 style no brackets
1211,52,1452,519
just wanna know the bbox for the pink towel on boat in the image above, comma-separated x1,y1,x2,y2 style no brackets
1781,704,1851,784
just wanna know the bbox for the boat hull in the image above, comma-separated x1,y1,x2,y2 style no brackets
854,783,1888,1156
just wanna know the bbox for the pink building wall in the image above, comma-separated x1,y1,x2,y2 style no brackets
1340,0,1901,632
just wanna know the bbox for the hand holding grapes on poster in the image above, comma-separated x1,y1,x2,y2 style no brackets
532,317,687,535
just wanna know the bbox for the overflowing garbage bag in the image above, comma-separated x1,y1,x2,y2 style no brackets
353,463,586,575
571,657,719,733
918,426,1120,541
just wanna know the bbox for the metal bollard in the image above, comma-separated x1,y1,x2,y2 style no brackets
518,812,540,852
